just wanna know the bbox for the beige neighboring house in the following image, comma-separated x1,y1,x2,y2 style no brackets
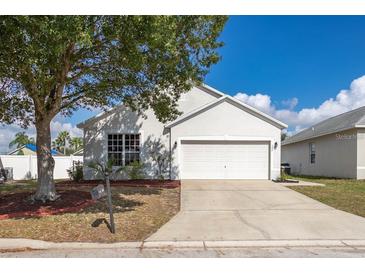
282,106,365,179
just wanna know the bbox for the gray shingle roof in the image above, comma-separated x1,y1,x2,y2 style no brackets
282,106,365,145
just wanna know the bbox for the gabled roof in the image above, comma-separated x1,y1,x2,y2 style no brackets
165,95,287,129
283,106,365,146
8,144,62,156
77,84,287,130
76,84,224,129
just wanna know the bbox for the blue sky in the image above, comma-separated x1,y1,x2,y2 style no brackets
2,16,365,152
206,16,365,109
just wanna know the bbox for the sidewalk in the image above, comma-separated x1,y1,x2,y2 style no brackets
1,238,365,250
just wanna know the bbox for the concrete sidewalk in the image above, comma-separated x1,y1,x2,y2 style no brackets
1,238,365,250
1,238,365,258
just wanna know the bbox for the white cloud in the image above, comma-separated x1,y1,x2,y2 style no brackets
234,93,274,114
281,97,298,110
50,120,82,139
234,75,365,135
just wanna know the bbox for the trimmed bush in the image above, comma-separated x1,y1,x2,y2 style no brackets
67,161,84,182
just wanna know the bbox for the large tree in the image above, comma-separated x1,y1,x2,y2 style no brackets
0,16,227,201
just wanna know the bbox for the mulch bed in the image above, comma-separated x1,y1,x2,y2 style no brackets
0,190,95,220
57,179,180,189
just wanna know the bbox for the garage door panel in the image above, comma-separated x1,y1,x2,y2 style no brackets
181,141,269,179
181,144,224,179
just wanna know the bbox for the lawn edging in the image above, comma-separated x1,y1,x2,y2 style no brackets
57,179,180,189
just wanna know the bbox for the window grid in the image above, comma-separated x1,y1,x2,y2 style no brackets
108,134,140,166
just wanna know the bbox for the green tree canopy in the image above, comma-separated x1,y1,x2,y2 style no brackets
53,130,71,154
70,137,83,151
0,16,227,201
9,131,35,149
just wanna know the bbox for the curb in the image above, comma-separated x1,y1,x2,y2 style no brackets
1,238,365,251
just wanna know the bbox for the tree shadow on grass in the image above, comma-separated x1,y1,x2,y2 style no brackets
83,193,144,214
117,187,162,196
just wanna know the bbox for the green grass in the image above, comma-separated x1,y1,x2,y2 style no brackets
0,180,38,194
0,179,69,194
288,175,365,218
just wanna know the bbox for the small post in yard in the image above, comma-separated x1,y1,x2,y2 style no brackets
105,171,115,234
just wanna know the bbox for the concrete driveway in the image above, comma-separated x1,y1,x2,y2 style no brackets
147,180,365,241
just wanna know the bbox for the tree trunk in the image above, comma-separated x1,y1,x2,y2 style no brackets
33,117,59,202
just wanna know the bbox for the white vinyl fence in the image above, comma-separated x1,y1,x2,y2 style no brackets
0,155,83,180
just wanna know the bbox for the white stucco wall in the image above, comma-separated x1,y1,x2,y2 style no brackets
170,100,282,179
282,129,358,179
82,86,283,180
82,86,217,180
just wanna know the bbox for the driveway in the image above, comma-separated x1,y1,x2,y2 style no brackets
147,180,365,241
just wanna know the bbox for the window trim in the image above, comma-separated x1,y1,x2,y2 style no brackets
309,142,316,164
105,132,142,167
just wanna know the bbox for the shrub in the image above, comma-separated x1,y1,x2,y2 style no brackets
124,161,145,180
67,161,84,182
280,170,289,181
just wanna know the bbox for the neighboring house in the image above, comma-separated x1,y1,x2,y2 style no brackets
77,85,287,180
282,106,365,179
8,143,63,156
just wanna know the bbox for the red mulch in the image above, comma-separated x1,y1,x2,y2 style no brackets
0,190,95,220
57,179,180,189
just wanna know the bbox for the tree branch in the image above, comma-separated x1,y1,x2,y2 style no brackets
46,42,75,117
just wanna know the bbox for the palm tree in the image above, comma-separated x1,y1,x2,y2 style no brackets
54,131,71,155
9,132,35,149
70,137,83,152
87,159,124,234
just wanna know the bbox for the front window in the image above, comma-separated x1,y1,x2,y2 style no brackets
309,143,316,164
108,134,140,166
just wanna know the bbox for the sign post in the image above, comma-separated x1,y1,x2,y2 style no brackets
90,174,115,234
105,172,115,234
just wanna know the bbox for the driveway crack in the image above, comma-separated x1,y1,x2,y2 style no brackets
234,211,271,239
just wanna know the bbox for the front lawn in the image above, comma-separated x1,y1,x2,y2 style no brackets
0,181,180,242
0,180,38,193
288,175,365,218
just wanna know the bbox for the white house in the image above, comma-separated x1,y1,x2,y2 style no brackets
77,85,287,180
282,106,365,179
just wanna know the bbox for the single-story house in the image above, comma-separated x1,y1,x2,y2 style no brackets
282,106,365,179
8,143,62,156
77,85,287,180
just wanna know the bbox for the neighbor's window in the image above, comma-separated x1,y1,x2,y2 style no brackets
108,134,140,166
309,143,316,164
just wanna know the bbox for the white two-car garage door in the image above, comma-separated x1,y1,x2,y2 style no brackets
181,140,270,179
